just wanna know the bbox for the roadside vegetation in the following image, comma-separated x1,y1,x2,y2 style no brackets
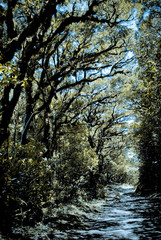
0,0,160,236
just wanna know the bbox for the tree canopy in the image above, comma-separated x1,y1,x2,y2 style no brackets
1,0,161,235
130,0,161,194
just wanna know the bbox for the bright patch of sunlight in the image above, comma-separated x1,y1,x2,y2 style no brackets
127,119,134,125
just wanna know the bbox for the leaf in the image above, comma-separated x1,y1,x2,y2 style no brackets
21,78,28,88
0,64,5,74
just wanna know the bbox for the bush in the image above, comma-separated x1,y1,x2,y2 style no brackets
0,141,54,232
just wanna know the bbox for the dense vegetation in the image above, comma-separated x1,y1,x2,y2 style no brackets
131,0,161,194
0,0,160,235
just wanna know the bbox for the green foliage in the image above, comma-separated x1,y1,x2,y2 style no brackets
0,62,20,87
0,0,135,233
0,140,54,229
132,0,161,194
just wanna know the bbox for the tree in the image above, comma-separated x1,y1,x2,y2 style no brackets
0,0,132,147
0,0,134,232
132,0,161,193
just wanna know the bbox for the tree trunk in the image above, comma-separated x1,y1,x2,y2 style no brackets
0,84,21,147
